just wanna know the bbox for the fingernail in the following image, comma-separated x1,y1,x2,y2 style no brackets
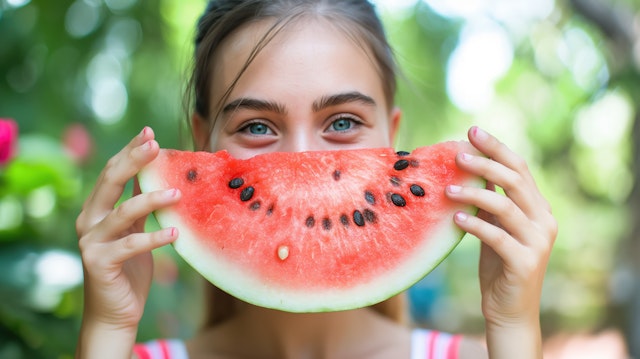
447,185,462,194
164,188,179,198
460,153,473,162
164,227,177,237
142,140,152,151
454,211,468,222
140,126,149,137
473,126,488,141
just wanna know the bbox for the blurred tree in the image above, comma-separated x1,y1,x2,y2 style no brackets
567,0,640,354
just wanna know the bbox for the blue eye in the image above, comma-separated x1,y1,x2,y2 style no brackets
331,118,353,132
247,123,270,135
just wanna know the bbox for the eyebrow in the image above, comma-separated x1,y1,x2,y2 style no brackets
223,98,287,115
222,91,376,115
312,91,376,112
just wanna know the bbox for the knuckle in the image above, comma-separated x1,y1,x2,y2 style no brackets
511,154,530,174
105,156,119,173
496,196,519,219
113,201,133,220
502,171,525,192
546,215,559,240
518,253,539,275
496,228,511,246
120,233,138,252
75,212,87,236
78,238,100,265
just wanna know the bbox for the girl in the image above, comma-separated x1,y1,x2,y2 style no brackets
75,0,557,358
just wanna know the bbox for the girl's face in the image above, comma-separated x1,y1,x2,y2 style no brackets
193,19,400,159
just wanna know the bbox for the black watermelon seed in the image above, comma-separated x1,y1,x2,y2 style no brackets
266,204,274,216
249,201,261,211
396,151,410,156
187,169,197,182
390,193,406,207
393,159,410,171
363,209,376,223
229,178,244,189
410,184,425,197
390,176,401,187
240,186,254,201
340,214,349,226
322,218,332,231
305,216,315,228
353,210,365,227
333,170,341,181
364,191,376,205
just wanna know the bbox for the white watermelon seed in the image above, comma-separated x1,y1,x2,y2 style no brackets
277,245,289,260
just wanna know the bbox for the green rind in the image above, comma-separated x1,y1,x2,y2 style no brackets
138,143,485,313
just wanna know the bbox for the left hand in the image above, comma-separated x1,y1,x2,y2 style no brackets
445,126,557,328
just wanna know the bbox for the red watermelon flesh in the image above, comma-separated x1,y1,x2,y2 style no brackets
138,141,484,312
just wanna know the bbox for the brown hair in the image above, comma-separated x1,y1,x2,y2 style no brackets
187,0,405,327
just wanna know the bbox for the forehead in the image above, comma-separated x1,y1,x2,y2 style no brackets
209,17,386,109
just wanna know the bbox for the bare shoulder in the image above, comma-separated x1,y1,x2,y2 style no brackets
458,336,488,359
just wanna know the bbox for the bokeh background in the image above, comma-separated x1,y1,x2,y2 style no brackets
1,0,639,357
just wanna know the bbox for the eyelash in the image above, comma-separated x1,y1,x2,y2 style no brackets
238,120,274,135
236,114,363,136
325,114,362,133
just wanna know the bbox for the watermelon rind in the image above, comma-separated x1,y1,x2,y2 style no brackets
138,142,484,313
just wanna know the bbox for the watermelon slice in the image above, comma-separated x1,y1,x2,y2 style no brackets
138,141,484,312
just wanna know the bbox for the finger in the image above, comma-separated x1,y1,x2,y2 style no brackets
111,228,179,264
467,126,532,180
94,188,181,242
83,127,158,220
132,177,145,230
82,228,178,271
455,151,546,221
453,211,523,266
446,184,533,245
467,126,553,213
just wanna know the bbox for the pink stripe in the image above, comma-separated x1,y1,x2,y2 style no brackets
427,331,439,359
133,344,152,359
158,340,171,359
447,335,462,359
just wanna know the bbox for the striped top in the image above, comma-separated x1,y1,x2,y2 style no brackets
133,329,461,359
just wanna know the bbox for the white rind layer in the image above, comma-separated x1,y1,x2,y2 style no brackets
140,160,484,313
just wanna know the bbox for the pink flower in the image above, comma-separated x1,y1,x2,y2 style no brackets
63,123,93,164
0,118,18,165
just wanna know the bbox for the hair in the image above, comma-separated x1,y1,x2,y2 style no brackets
187,0,406,327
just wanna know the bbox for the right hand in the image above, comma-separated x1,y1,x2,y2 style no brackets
76,127,180,331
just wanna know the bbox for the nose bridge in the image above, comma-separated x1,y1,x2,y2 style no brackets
282,124,316,153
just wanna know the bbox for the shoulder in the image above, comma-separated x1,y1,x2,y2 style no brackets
411,328,487,359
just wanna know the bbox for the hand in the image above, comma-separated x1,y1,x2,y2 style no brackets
76,127,180,332
445,126,557,356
